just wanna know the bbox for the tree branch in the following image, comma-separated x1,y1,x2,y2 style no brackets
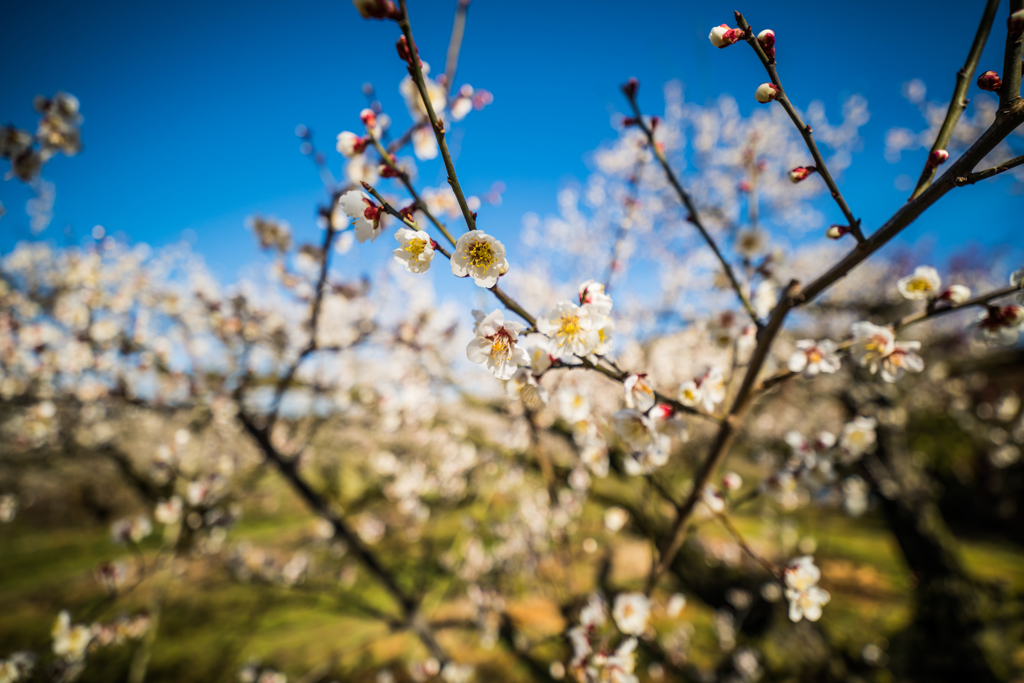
735,12,865,242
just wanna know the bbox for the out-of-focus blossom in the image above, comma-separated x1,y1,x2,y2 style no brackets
623,373,656,412
339,191,384,243
896,265,941,300
850,322,895,375
612,592,650,635
336,131,369,157
788,339,840,377
938,284,971,304
788,166,816,183
880,341,924,382
840,416,877,461
393,227,434,273
976,305,1024,346
783,556,830,622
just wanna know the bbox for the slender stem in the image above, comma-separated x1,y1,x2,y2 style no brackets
908,0,1000,199
443,0,471,99
735,12,865,242
398,0,477,232
894,282,1023,329
716,512,781,580
604,155,646,292
623,90,762,327
1001,0,1024,111
368,129,458,247
955,153,1024,185
362,183,453,258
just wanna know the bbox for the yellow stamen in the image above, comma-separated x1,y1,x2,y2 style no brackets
464,239,495,269
404,237,427,257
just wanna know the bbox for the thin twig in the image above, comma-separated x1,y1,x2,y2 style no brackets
622,88,762,327
735,12,865,242
955,153,1024,185
908,0,1000,199
398,0,477,232
443,0,471,99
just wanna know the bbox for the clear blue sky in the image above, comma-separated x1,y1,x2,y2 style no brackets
1,0,1021,288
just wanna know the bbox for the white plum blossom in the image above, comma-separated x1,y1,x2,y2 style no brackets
538,301,601,359
897,265,941,300
975,305,1024,346
880,341,924,382
336,131,368,157
52,611,91,660
753,280,778,319
788,339,841,378
666,593,687,618
784,556,830,622
623,374,656,412
155,496,183,525
466,310,529,380
579,593,608,629
508,368,549,409
338,190,384,243
937,284,971,304
850,322,895,375
412,126,438,160
604,506,629,532
840,416,877,462
393,227,435,273
578,279,613,315
612,592,650,635
682,367,726,413
450,231,509,288
523,334,553,374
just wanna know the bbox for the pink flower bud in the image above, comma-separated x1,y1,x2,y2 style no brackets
976,70,1003,92
757,29,776,60
709,24,744,48
788,166,817,183
926,149,949,169
754,83,779,103
737,180,753,193
722,472,743,492
1009,9,1024,39
359,108,377,129
826,225,849,240
621,78,639,99
353,0,399,20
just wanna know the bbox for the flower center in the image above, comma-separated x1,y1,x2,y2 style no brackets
807,349,822,364
488,328,513,360
907,278,931,292
465,239,495,269
404,237,427,257
557,314,581,341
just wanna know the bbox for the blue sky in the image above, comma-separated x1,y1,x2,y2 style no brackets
1,0,1021,292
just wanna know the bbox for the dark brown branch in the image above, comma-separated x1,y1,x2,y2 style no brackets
954,152,1024,185
1000,0,1024,111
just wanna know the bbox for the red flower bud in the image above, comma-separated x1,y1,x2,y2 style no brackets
621,78,639,99
788,166,817,183
926,149,949,169
353,0,400,20
757,29,776,61
976,70,1003,92
1009,9,1024,40
396,35,420,67
622,116,640,127
359,108,377,129
755,83,779,103
825,225,849,240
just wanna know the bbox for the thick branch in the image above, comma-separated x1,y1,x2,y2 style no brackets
1001,0,1024,110
910,0,1000,199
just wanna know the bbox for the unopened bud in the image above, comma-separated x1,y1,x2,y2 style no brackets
359,108,377,129
1009,9,1024,39
353,0,399,20
622,116,640,127
754,83,779,103
976,70,1003,92
939,284,971,304
737,180,753,193
722,472,743,492
757,29,776,61
621,78,639,99
825,224,849,240
788,166,817,183
1005,304,1024,326
926,149,949,169
379,154,401,178
709,24,743,48
396,35,419,67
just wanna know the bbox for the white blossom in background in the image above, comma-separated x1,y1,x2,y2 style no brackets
623,373,656,412
666,593,687,618
466,309,528,380
0,494,18,523
52,611,91,660
880,341,924,382
897,265,941,300
392,228,434,274
783,556,830,622
538,301,601,359
788,339,841,377
850,322,895,375
753,280,778,319
155,496,183,526
612,592,650,635
939,284,971,304
975,305,1024,346
604,506,629,532
840,416,877,462
450,231,509,288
